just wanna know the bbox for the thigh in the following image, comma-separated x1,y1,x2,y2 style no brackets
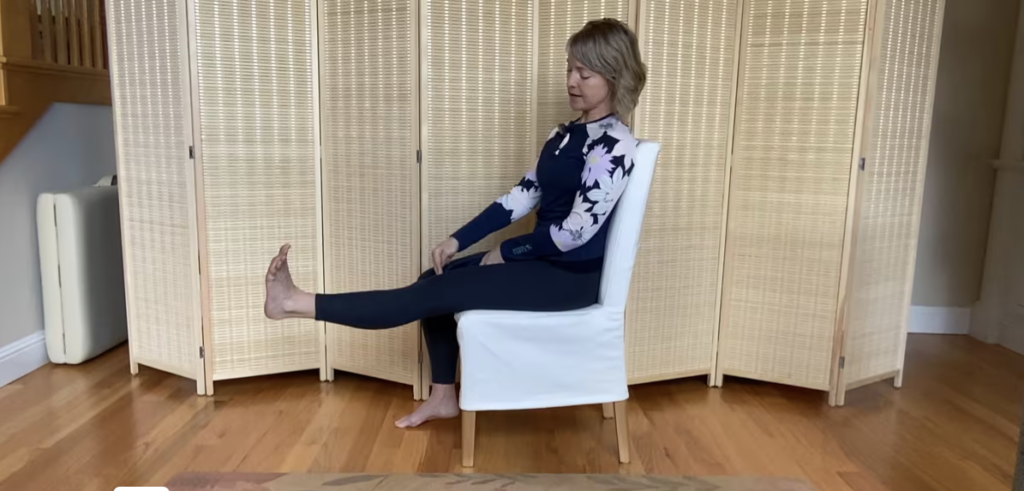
416,259,601,314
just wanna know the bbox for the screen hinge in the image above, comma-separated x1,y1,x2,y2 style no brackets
839,356,846,369
858,157,866,171
199,346,205,359
416,149,422,165
188,145,195,160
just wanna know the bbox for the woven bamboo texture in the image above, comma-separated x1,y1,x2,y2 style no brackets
320,0,420,385
108,0,200,380
535,0,631,150
192,0,322,380
844,0,944,387
718,0,869,390
422,0,536,258
626,0,738,383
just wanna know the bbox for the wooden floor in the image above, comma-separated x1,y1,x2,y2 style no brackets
0,334,1021,491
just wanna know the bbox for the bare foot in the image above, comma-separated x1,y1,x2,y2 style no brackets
264,244,299,320
396,385,460,428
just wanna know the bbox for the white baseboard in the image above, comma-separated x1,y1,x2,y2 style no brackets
0,332,49,388
908,306,972,334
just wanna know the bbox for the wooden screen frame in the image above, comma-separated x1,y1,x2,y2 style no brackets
827,0,882,406
714,0,876,392
319,0,423,399
629,0,743,386
108,0,208,395
184,0,329,395
832,0,947,406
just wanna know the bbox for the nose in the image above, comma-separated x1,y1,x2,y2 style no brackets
566,72,579,90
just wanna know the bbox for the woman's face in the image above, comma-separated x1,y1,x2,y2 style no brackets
566,56,611,114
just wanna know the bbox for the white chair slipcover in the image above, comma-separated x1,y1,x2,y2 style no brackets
456,141,661,466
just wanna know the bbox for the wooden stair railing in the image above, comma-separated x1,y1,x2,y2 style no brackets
1,0,111,163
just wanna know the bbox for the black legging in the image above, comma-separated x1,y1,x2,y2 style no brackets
315,252,601,384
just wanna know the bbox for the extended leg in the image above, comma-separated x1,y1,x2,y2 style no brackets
267,246,599,330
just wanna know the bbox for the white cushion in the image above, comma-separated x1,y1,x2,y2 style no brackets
457,141,661,411
37,185,127,364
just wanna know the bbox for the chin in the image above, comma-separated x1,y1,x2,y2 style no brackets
568,98,585,111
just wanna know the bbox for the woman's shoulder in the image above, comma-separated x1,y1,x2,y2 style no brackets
587,117,638,148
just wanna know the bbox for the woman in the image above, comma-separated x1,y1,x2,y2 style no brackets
263,18,646,428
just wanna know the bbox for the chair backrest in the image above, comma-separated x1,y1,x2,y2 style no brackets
598,141,661,311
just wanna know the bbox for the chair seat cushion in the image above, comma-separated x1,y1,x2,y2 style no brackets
456,305,628,411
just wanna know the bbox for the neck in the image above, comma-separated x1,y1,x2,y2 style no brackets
580,107,614,124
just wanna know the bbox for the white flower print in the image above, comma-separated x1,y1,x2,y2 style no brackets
549,194,591,251
586,166,628,216
498,185,542,221
555,133,571,155
582,144,615,187
611,138,637,169
585,119,608,148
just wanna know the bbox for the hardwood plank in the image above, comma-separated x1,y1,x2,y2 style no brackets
0,335,1018,491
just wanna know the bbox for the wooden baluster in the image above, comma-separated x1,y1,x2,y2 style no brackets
0,0,36,59
68,0,80,66
79,0,91,67
54,0,67,65
91,0,103,69
40,0,53,62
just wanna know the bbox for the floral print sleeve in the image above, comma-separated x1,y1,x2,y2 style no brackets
499,122,636,261
450,169,542,251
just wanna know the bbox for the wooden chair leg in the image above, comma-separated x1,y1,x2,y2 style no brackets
613,401,630,464
462,411,477,468
602,403,614,419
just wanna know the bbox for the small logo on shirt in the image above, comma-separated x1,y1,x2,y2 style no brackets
512,244,533,255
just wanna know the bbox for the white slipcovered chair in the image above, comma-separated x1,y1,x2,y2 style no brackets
456,141,661,467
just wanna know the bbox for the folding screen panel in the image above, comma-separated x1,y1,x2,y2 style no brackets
421,0,536,257
839,0,945,401
320,0,421,389
717,0,869,390
628,0,739,384
191,0,323,383
535,0,632,150
108,0,205,391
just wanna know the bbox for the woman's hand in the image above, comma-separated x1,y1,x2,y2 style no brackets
480,248,505,266
431,237,460,274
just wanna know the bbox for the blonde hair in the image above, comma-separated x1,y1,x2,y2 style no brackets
567,19,647,117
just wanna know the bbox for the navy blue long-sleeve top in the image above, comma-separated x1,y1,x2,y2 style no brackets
451,114,639,272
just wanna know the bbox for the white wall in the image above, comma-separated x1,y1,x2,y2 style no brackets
912,0,1020,312
974,0,1024,350
0,103,116,352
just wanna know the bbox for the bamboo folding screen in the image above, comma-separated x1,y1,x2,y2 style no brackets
109,0,944,402
108,0,205,393
836,0,945,404
627,0,739,385
320,0,421,395
717,0,872,392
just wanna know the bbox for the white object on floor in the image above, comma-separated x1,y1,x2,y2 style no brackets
908,306,972,335
37,182,127,364
456,141,661,466
0,332,48,388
